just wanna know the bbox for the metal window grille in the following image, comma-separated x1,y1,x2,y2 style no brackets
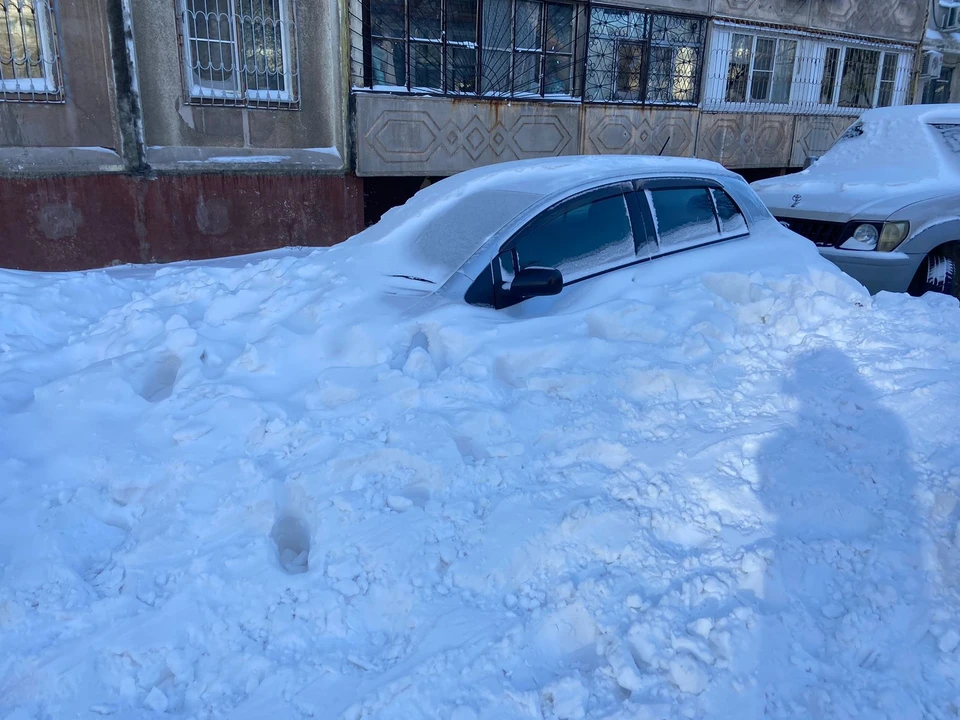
704,25,912,115
179,0,300,108
1,0,62,103
351,0,582,98
583,6,704,105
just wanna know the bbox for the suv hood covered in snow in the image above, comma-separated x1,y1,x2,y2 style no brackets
752,105,960,220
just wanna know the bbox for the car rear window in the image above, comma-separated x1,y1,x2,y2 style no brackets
932,124,960,156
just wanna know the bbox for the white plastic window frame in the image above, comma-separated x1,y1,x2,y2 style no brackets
822,46,906,110
704,25,911,116
180,0,295,105
729,33,798,105
0,0,59,97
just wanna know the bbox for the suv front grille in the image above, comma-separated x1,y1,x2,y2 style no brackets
777,217,848,248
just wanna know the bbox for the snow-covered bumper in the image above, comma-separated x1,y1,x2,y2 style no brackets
816,246,922,294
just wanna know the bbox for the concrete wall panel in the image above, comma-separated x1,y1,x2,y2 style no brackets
582,106,700,158
355,94,581,176
697,112,796,168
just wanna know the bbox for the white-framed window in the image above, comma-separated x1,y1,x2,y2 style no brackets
819,46,902,109
724,34,797,104
941,3,960,30
704,23,911,115
180,0,299,107
1,0,61,101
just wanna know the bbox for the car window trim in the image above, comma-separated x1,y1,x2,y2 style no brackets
638,179,751,251
497,182,633,254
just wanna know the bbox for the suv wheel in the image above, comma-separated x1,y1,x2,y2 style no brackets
914,248,959,298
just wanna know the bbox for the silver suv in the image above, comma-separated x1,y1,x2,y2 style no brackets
751,105,960,298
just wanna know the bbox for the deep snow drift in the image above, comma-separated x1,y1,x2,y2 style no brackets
1,240,960,720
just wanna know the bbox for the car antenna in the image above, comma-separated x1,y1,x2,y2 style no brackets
658,137,671,156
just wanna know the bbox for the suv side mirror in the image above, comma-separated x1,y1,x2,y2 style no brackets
803,155,819,169
510,266,563,297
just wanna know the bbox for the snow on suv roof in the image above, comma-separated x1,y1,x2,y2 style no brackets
345,155,737,286
775,104,960,190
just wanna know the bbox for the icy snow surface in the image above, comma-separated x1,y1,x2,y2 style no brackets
2,238,960,720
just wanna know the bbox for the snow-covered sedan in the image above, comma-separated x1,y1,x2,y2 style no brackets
350,154,813,309
751,105,960,298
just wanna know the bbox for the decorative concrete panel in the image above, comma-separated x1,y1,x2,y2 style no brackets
582,107,699,158
790,115,853,168
711,0,811,27
355,94,580,176
696,113,795,168
809,0,925,43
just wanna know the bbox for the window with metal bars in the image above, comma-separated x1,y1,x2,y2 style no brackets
360,0,578,97
179,0,299,108
821,46,901,109
704,26,911,114
583,6,704,104
1,0,61,102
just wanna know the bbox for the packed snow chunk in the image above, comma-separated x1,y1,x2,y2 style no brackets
143,687,169,713
668,656,708,695
386,494,415,512
542,677,589,720
450,707,479,720
939,629,960,654
821,603,846,620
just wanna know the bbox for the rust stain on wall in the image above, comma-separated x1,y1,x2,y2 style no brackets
0,173,365,271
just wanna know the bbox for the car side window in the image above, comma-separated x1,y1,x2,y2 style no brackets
503,190,635,283
646,187,719,250
711,188,748,236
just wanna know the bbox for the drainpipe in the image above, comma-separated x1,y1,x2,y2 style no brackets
106,0,149,174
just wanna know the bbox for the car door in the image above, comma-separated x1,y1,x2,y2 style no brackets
488,182,648,309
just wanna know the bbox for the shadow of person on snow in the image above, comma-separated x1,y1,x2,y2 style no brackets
752,346,934,718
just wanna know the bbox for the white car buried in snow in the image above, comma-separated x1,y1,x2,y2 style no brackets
751,105,960,298
348,155,825,311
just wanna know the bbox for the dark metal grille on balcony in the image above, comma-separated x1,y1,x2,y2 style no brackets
351,0,704,105
0,0,62,103
356,0,579,97
584,6,703,104
179,0,300,108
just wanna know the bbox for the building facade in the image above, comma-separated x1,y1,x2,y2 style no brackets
919,0,960,103
0,0,360,271
350,0,928,221
0,0,931,270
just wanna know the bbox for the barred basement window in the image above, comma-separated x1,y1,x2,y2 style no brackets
180,0,299,108
360,0,577,97
1,0,62,102
584,6,704,104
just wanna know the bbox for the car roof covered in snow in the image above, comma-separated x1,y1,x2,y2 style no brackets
754,104,960,196
343,155,738,286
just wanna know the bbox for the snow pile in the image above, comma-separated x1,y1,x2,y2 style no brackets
2,241,960,720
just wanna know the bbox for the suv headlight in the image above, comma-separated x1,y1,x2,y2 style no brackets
838,221,910,252
840,224,879,250
877,221,910,252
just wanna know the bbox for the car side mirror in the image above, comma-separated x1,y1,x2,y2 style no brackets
510,266,563,297
803,155,819,169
